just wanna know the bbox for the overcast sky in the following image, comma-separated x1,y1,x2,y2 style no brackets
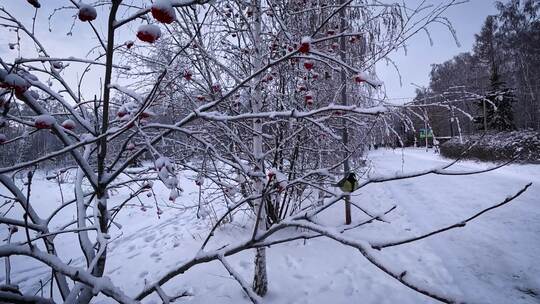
378,0,499,101
0,0,499,103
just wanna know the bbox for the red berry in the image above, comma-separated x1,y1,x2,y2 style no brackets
354,73,366,83
151,0,176,24
2,74,30,94
183,70,192,81
27,0,41,8
52,61,64,69
34,115,55,129
61,119,76,130
298,43,310,53
136,24,161,44
212,83,221,93
303,61,314,70
117,108,128,118
78,4,97,22
298,36,311,53
140,110,155,119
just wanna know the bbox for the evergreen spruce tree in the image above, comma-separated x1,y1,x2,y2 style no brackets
473,15,516,131
484,69,516,131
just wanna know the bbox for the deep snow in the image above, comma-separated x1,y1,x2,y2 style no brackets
1,148,539,303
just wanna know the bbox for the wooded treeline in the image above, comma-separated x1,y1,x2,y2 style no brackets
411,0,540,141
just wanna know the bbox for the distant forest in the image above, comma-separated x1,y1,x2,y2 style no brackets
411,0,539,139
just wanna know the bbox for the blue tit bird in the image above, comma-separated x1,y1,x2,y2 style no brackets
335,172,358,193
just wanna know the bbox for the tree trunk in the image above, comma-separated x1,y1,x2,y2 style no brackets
253,247,268,296
339,0,351,225
250,0,268,296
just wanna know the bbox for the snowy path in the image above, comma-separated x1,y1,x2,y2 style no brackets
1,149,539,303
364,148,540,304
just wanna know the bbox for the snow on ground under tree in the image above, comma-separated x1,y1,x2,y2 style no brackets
1,148,539,303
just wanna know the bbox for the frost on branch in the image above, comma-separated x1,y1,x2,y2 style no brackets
155,156,172,172
137,24,162,44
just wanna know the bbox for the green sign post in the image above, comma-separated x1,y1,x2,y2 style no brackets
419,128,433,139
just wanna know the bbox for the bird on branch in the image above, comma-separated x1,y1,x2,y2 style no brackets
335,172,358,193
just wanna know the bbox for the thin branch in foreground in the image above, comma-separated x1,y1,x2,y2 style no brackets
217,254,262,304
371,182,533,250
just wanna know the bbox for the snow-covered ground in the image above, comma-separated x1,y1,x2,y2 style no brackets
1,148,539,303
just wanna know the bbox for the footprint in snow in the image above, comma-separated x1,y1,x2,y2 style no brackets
344,285,356,296
284,255,299,269
238,260,251,270
139,271,149,278
144,234,156,242
334,268,345,275
293,273,304,280
318,280,334,293
106,266,121,275
127,253,139,259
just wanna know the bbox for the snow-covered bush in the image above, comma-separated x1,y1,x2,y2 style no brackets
441,130,540,163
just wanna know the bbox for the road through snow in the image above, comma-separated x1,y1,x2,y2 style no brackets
1,148,539,304
364,148,540,304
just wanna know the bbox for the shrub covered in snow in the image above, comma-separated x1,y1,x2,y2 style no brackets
440,130,540,163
